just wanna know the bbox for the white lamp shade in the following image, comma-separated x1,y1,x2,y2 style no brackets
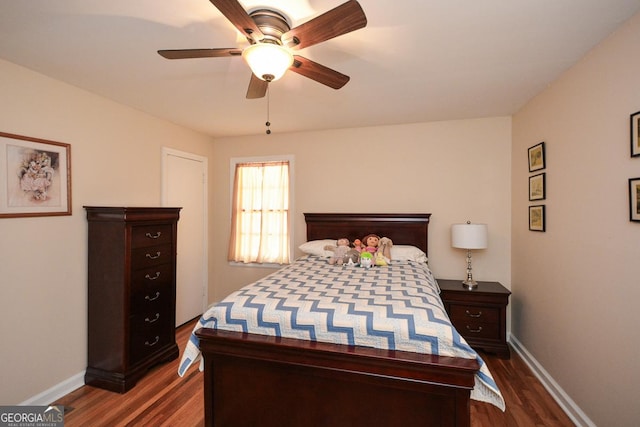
451,223,488,249
242,43,293,82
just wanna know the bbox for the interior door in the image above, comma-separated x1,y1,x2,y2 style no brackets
162,148,208,326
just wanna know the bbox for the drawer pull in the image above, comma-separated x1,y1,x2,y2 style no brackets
145,231,162,239
466,325,483,333
145,272,161,281
145,336,160,347
145,291,160,301
146,251,161,259
145,313,160,323
465,310,482,318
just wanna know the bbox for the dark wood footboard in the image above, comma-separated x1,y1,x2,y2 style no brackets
196,328,479,427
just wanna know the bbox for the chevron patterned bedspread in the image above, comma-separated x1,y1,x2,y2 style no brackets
178,255,505,410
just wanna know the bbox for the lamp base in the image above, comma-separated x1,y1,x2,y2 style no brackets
461,249,478,290
461,280,478,290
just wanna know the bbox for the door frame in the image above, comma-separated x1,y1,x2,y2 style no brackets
161,147,209,319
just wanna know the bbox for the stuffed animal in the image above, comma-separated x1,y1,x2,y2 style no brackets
378,236,393,260
374,251,389,266
324,238,351,265
352,239,363,253
359,251,373,268
344,248,360,265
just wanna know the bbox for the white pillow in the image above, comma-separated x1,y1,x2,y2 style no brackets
299,239,336,257
390,245,428,263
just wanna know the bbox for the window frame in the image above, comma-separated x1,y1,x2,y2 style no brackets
228,155,294,267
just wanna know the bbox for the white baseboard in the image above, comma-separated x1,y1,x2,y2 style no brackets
19,371,85,406
509,335,595,427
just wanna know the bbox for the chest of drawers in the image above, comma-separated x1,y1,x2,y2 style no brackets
437,279,511,359
84,206,181,392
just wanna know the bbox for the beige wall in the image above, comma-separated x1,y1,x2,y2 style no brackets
0,59,215,404
512,12,640,427
210,119,512,301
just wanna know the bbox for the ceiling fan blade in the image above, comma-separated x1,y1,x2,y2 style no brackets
210,0,264,42
246,73,268,99
290,56,350,89
282,0,367,50
158,48,242,59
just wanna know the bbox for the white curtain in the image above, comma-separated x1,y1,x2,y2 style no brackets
228,161,290,264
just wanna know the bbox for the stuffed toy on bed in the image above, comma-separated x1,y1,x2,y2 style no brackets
359,251,373,268
324,238,351,265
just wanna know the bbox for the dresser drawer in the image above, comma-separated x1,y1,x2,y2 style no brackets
131,244,173,269
131,264,173,290
130,282,172,315
131,224,173,248
129,320,173,365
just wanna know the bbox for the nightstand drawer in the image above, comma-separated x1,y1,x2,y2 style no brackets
449,305,500,324
452,319,501,340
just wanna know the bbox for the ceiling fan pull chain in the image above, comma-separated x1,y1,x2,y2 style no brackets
265,84,271,135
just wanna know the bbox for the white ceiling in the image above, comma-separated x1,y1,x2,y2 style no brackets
1,1,639,138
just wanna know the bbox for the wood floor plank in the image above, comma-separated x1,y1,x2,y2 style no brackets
52,320,574,426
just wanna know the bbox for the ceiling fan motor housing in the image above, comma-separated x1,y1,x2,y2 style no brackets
248,9,291,46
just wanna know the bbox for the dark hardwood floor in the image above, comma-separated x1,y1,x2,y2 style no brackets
53,320,575,426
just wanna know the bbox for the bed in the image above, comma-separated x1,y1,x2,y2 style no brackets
180,213,504,427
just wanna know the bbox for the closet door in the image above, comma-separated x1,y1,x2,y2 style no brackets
163,148,208,326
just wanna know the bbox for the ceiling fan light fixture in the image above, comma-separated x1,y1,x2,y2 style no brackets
242,43,293,82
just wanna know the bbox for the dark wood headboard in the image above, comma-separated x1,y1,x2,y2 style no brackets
304,213,431,256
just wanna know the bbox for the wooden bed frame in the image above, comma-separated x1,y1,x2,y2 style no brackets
195,213,480,427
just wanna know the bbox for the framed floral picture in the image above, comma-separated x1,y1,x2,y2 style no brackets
0,131,72,218
529,205,545,232
528,141,545,172
631,111,640,157
629,178,640,222
529,173,546,201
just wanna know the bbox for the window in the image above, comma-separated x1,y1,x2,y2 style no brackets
228,158,292,264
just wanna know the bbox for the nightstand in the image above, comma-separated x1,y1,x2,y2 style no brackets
437,279,511,359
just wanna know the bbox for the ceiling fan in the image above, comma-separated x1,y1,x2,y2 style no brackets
158,0,367,99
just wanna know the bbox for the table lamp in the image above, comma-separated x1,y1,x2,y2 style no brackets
451,221,488,290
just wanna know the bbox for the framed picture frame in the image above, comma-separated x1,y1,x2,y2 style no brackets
529,172,546,201
528,141,545,172
631,111,640,157
0,131,72,218
529,205,545,232
629,178,640,222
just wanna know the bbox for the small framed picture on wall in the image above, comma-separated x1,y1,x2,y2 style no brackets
529,173,546,201
529,205,545,232
629,178,640,222
528,141,545,172
631,111,640,157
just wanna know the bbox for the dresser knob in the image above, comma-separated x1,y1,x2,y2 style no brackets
466,325,483,333
146,251,161,259
145,291,160,301
145,336,160,347
145,231,162,239
145,313,160,323
145,272,161,281
465,309,482,318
